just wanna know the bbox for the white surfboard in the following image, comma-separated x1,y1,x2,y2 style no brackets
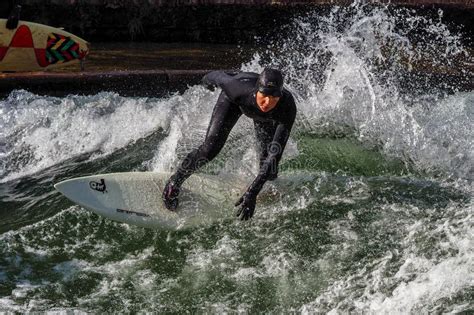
54,172,246,230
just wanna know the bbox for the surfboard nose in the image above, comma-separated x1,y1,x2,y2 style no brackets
54,179,76,200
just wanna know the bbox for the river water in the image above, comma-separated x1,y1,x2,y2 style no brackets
0,3,472,313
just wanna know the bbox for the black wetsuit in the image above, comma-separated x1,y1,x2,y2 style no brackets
173,70,297,197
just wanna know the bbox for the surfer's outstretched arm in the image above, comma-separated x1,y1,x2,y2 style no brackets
236,105,296,221
202,70,251,102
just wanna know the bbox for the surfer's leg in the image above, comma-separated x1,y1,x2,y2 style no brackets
178,92,241,177
254,120,279,180
163,92,241,210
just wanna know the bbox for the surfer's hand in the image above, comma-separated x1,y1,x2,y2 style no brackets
235,192,257,220
201,78,216,91
203,83,216,91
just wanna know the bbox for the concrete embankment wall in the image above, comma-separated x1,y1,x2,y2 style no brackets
1,1,472,44
0,70,212,98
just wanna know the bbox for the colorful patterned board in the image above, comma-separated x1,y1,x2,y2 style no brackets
0,19,89,72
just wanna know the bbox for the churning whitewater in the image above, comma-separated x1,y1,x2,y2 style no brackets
0,3,472,313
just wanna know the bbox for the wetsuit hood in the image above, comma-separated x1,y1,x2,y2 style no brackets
257,68,284,97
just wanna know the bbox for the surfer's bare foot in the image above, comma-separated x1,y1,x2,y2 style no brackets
162,177,181,211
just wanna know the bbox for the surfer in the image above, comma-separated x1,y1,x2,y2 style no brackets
162,68,297,220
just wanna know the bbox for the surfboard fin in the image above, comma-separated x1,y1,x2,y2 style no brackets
6,5,21,30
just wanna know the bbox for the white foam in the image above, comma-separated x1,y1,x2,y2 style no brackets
186,235,239,271
148,88,217,172
52,259,90,282
231,267,260,280
74,247,157,308
0,91,172,182
300,200,473,313
241,4,472,180
372,254,473,313
262,252,298,277
11,281,40,299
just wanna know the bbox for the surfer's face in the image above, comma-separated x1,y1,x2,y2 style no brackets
256,92,280,112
